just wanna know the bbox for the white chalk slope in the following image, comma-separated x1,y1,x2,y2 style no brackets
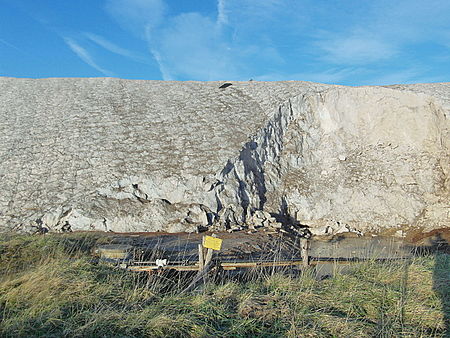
0,78,448,233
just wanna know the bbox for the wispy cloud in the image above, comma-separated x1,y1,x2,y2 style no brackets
105,0,167,38
103,0,450,83
105,0,170,78
151,12,240,80
364,67,443,85
304,0,450,83
216,0,228,27
106,0,287,80
150,49,173,80
316,34,397,65
84,33,137,59
63,37,114,76
3,0,450,83
0,38,20,51
255,67,364,84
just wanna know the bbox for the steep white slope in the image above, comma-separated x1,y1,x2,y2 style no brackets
0,78,448,233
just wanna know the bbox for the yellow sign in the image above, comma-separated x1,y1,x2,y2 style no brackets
203,236,223,251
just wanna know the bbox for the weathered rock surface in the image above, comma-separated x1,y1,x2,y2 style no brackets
0,78,448,234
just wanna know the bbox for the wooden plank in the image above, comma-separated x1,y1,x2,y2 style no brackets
221,260,304,268
126,256,402,272
198,244,205,271
204,248,214,266
300,238,309,269
128,265,199,272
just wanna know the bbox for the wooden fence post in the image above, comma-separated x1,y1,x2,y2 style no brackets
198,243,205,271
300,238,309,269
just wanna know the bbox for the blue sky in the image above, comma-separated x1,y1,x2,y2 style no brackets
1,0,449,85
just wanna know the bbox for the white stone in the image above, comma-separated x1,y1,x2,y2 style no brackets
310,225,331,236
270,222,283,229
394,230,406,238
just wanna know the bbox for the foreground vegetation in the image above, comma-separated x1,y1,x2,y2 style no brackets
0,233,448,337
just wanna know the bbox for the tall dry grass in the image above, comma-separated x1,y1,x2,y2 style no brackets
0,233,448,337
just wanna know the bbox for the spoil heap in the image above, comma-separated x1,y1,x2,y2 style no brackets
0,78,448,234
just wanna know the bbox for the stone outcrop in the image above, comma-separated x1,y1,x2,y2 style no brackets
0,78,448,234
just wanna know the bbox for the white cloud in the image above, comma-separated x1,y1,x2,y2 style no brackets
255,67,364,83
84,33,140,61
105,0,167,38
371,0,450,44
106,0,175,78
105,0,287,80
64,37,114,76
317,34,397,65
150,49,173,80
0,38,21,51
364,68,443,85
103,0,450,83
217,0,228,27
314,0,450,68
152,12,240,80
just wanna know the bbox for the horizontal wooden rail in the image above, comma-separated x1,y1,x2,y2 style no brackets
125,257,380,272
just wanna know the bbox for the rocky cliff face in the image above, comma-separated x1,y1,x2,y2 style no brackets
0,78,448,234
